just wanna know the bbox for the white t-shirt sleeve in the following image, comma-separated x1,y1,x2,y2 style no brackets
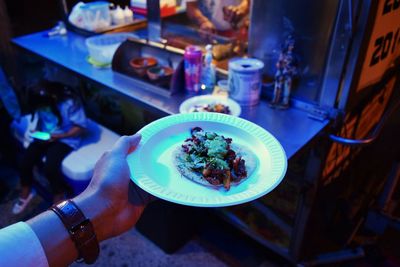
64,99,87,129
0,222,49,267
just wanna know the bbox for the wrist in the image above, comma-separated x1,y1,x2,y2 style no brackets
197,16,211,27
73,193,112,242
50,199,101,264
51,133,64,139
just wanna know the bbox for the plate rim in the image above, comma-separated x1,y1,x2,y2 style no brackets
129,112,287,207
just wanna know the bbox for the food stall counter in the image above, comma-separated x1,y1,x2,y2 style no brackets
12,30,329,159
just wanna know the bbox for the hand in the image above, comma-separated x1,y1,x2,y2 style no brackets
200,20,216,33
49,133,64,142
27,133,152,267
199,20,217,41
223,5,248,27
73,134,152,241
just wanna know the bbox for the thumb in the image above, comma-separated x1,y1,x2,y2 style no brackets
111,134,142,156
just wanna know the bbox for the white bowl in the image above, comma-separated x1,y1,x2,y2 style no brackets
85,33,133,64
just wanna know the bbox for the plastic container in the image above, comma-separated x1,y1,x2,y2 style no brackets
80,1,111,31
85,33,132,64
228,58,264,106
217,79,229,91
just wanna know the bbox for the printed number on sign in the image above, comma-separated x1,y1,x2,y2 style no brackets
370,28,400,67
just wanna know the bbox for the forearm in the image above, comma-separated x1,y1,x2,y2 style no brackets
22,133,146,267
27,211,78,267
27,193,110,266
55,125,84,139
186,2,211,26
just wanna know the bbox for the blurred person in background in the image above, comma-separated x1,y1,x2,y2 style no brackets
12,80,87,214
0,66,21,200
186,0,250,36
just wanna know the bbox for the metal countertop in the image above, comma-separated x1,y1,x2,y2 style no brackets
13,31,330,159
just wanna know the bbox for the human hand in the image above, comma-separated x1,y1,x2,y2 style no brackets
49,133,64,142
200,20,216,33
199,20,217,41
223,4,248,28
73,134,153,241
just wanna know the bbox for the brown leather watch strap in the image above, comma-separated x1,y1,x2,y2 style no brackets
50,200,99,264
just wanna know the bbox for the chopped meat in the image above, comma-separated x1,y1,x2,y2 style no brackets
233,158,247,179
180,128,249,190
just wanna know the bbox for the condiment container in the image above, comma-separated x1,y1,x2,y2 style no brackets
111,5,125,25
129,57,158,77
123,6,134,23
228,58,264,106
80,1,111,31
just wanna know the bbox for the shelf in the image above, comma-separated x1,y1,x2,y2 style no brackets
66,15,147,37
216,205,293,262
251,201,293,236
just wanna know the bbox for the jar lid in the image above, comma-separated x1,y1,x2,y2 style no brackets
184,45,202,56
81,1,109,10
229,58,264,73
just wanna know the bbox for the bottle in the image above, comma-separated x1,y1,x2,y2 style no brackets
201,44,216,92
111,5,125,25
123,6,134,23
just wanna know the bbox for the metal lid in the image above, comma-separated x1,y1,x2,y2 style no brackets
184,45,202,56
80,1,109,9
229,58,264,73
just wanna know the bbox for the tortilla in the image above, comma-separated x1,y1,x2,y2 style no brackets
174,143,257,189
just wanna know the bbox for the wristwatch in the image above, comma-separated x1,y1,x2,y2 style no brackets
50,199,100,264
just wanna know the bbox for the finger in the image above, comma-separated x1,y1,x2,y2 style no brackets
223,7,230,20
112,133,142,156
229,10,236,23
127,133,142,154
234,10,242,23
226,7,235,22
209,25,216,34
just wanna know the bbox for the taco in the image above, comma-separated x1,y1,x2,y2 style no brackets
190,103,231,114
175,127,256,190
